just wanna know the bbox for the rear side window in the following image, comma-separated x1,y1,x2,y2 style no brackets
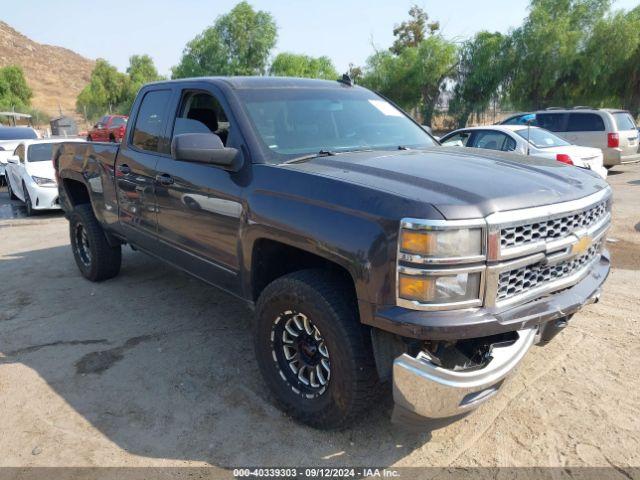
131,90,172,153
566,113,605,132
472,130,510,151
612,112,637,131
536,113,565,132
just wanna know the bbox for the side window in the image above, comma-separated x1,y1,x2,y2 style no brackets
473,131,508,151
14,144,25,163
536,113,565,132
442,131,471,147
566,113,605,132
503,135,517,152
131,90,172,153
172,91,231,146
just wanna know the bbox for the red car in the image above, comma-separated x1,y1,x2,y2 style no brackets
87,115,128,142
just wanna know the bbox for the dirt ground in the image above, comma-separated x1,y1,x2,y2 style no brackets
0,164,639,471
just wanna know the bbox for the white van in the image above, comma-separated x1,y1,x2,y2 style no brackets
534,108,639,167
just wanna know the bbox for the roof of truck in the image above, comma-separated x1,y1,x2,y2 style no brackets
147,76,359,90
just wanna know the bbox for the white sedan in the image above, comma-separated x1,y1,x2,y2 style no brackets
0,127,39,184
439,125,608,179
5,139,84,215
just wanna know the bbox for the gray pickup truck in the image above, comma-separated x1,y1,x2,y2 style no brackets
54,77,611,429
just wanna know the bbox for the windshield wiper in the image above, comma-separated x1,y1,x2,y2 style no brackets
282,149,337,165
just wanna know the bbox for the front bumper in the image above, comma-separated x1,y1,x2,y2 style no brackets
26,182,61,210
371,251,610,341
393,327,537,419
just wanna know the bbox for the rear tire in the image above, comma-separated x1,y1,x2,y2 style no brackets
255,269,378,429
87,135,92,142
69,204,121,281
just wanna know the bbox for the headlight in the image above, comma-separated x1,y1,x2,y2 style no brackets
399,219,484,262
31,176,57,187
397,218,486,310
398,267,483,306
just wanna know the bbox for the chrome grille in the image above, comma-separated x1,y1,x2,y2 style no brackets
497,241,602,301
500,200,608,249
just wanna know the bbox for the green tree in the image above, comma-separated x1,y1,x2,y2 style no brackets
449,32,510,128
270,53,338,80
124,54,164,112
172,1,277,78
362,35,456,124
579,6,640,116
127,54,163,86
507,0,610,110
361,6,455,124
77,56,163,121
76,59,130,120
390,5,439,54
0,65,33,111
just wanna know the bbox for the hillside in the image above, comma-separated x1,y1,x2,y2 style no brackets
0,21,94,124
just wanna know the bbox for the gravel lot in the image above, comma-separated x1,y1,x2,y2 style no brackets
0,164,639,471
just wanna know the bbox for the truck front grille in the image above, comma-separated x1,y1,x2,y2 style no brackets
497,240,603,301
500,200,608,250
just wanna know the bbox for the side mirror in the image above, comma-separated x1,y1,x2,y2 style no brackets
171,133,243,172
6,155,19,164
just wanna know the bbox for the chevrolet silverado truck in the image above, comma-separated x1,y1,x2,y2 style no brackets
54,77,611,429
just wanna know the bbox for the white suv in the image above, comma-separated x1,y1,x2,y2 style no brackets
534,108,640,167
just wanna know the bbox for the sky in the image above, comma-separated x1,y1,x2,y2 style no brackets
3,0,639,76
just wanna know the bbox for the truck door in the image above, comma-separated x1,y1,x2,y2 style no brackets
152,86,244,295
114,88,172,247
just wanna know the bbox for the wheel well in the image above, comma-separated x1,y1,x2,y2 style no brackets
63,179,90,206
251,239,356,302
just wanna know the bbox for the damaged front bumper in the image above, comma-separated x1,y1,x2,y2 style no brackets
392,328,537,420
390,282,601,422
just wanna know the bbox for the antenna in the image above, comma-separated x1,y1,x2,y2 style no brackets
337,73,354,86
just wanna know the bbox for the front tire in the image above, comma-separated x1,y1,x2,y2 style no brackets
69,204,121,281
23,183,33,216
7,178,17,200
255,270,378,429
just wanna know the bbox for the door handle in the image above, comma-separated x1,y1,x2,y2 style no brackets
155,173,174,186
117,164,131,174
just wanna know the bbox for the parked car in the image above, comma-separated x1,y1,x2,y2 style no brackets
440,125,607,179
5,139,84,215
499,112,536,125
87,115,128,142
0,126,39,185
531,108,639,167
55,77,611,429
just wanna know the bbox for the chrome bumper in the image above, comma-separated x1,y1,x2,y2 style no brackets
392,328,537,420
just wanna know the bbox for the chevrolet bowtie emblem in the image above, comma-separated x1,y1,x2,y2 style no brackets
571,235,593,256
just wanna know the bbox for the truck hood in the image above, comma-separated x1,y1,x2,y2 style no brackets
285,147,609,219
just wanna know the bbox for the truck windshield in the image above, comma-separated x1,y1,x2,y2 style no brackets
237,87,436,163
515,127,571,148
27,143,54,162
